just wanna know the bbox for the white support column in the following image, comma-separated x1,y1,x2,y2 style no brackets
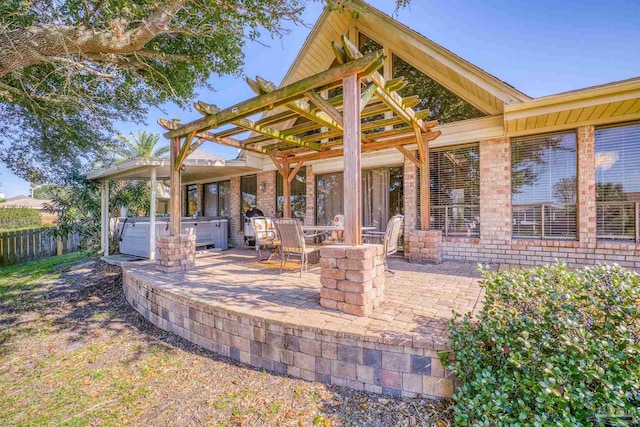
342,73,362,246
149,167,157,260
100,181,106,254
103,180,110,256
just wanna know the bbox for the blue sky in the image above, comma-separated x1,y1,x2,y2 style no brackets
2,0,640,198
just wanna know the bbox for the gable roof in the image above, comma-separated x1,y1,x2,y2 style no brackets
280,0,530,116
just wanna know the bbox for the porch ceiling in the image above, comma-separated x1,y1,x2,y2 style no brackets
86,157,259,182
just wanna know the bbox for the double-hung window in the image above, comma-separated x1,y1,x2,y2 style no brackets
511,132,577,239
595,122,640,242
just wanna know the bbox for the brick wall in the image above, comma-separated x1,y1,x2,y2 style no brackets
578,125,597,245
479,137,511,242
229,176,243,247
257,171,276,217
438,128,640,269
305,165,315,226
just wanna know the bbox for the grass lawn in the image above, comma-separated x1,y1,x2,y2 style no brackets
0,255,453,426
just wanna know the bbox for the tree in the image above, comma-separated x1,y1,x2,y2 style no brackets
116,131,168,160
33,183,68,200
0,0,309,183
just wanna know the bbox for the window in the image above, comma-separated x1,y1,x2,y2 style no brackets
203,180,230,217
276,167,306,219
240,175,257,229
429,144,480,237
595,122,640,241
316,172,343,226
511,132,577,239
316,168,404,231
392,54,485,124
185,184,198,216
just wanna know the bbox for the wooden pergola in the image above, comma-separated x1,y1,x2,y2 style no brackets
158,36,441,246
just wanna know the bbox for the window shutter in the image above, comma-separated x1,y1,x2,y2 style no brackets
511,132,577,240
595,123,640,241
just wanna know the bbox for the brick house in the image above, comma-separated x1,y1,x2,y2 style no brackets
89,0,640,269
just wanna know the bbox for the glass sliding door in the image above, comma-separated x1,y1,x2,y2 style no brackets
361,167,404,231
316,172,344,225
240,175,257,230
203,180,230,217
185,184,198,216
316,167,404,231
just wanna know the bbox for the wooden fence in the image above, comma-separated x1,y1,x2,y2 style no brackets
0,227,81,267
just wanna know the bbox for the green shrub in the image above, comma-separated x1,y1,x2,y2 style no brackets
449,263,640,426
0,207,42,230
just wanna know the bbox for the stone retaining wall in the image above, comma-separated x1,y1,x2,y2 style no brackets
122,269,455,398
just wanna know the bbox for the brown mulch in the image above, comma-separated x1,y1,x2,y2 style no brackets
0,259,454,426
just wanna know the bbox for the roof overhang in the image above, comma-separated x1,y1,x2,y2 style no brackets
86,156,260,181
504,77,640,136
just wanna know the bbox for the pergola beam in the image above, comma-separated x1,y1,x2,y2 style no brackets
165,51,384,139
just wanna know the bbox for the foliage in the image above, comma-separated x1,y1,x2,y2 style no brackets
392,54,486,124
116,131,169,161
449,264,640,426
47,172,151,251
33,184,68,200
0,206,42,230
0,0,309,183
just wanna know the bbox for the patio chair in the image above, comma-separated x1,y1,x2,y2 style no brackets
362,214,404,273
250,216,280,260
274,218,322,277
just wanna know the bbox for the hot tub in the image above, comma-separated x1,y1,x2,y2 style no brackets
118,217,229,258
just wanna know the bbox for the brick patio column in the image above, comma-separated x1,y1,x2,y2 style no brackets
479,137,511,242
257,171,276,217
577,125,597,245
319,245,385,316
305,165,315,226
403,154,417,257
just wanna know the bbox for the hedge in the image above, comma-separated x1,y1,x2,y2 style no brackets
449,264,640,426
0,207,42,230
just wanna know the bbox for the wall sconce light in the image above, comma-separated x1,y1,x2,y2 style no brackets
259,182,266,191
180,164,186,172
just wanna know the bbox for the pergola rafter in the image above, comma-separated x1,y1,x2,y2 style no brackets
160,36,441,243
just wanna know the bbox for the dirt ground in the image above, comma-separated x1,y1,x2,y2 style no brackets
0,256,454,426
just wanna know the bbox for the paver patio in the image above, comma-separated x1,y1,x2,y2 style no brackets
122,250,494,349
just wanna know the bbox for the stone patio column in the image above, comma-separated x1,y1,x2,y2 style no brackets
319,245,385,316
155,235,196,272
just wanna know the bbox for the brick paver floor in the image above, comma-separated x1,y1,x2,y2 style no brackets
124,250,496,349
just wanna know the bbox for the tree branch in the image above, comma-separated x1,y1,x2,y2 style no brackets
0,0,186,77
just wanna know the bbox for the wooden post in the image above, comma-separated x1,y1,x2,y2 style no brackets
169,138,182,236
149,167,157,260
283,161,292,218
419,142,430,230
343,74,362,245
